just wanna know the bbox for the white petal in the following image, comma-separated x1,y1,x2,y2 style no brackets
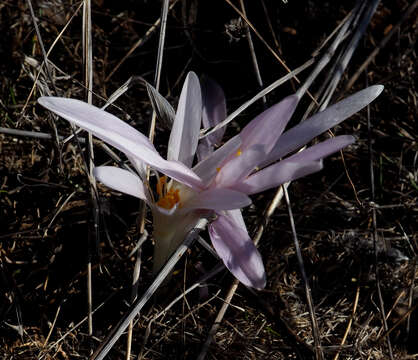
39,96,155,149
167,72,202,167
94,166,147,200
38,97,203,189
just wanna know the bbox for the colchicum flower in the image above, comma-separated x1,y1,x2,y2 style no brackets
38,72,383,289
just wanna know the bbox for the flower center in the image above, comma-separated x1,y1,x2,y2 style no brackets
156,176,181,210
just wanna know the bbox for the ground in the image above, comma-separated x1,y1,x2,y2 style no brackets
0,0,417,359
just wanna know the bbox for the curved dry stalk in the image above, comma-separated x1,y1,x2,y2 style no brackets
125,1,171,358
90,218,208,360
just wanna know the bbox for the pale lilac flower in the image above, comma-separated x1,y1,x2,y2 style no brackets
38,72,383,289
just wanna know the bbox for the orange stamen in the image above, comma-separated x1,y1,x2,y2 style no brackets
157,188,180,209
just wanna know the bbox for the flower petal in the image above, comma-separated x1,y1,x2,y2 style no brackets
167,72,202,167
239,94,299,154
39,97,156,148
94,166,147,200
286,135,355,162
261,85,384,167
225,209,246,230
197,77,227,161
209,214,266,289
235,160,323,194
193,135,241,185
215,144,266,188
38,96,203,189
185,188,251,211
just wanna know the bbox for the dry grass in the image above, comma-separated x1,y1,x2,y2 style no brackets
1,0,417,359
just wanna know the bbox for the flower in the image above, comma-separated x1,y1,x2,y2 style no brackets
38,72,383,289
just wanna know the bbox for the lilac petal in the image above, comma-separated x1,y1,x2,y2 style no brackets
197,77,227,161
185,188,251,211
38,97,203,189
239,94,299,154
261,85,384,167
235,160,323,194
94,166,147,200
167,72,202,167
225,209,246,230
193,135,241,185
215,144,266,188
209,214,266,289
286,135,355,162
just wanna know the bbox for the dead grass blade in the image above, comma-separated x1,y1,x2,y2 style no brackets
366,68,395,359
82,0,96,338
283,186,324,360
200,58,314,139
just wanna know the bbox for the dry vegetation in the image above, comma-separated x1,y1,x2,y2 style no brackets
0,0,417,359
